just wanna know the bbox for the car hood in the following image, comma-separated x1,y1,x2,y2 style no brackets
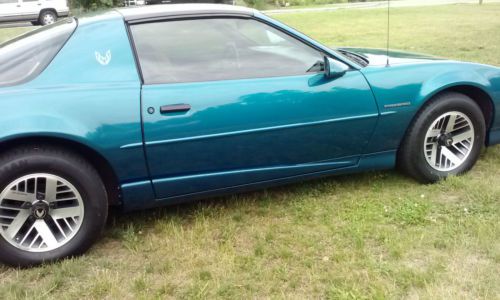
337,47,444,67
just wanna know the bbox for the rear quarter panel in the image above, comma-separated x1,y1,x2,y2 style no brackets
0,13,148,184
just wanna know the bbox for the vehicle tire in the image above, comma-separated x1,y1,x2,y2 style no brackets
398,92,485,183
39,10,57,26
0,145,108,267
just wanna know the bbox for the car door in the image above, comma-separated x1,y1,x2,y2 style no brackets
129,17,379,199
0,0,22,21
18,0,40,20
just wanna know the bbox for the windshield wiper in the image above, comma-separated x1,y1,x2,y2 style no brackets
338,50,369,67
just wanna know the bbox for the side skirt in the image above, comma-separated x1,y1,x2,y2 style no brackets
488,128,500,146
120,150,396,211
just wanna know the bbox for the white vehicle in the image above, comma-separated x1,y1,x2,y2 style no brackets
0,0,69,26
123,0,145,6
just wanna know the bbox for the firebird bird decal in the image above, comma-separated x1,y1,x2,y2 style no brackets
95,50,112,66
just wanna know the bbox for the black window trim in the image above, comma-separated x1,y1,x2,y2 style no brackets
125,14,357,86
125,12,253,25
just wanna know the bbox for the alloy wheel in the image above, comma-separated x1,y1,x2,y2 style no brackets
423,111,475,172
0,174,84,252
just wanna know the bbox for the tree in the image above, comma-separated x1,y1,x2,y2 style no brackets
69,0,118,10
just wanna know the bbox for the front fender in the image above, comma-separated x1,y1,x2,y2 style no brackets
419,69,492,104
361,61,500,153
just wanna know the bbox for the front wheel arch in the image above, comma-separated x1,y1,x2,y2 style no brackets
397,91,486,182
397,85,493,166
417,85,494,141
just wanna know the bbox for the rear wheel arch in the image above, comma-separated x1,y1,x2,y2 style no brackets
38,9,58,25
39,8,58,18
0,136,121,206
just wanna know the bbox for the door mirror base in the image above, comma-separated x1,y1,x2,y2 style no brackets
324,56,349,79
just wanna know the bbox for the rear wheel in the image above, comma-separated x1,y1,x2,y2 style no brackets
39,10,57,26
0,145,107,267
398,92,485,183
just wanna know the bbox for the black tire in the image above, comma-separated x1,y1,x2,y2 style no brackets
0,145,108,267
39,10,57,26
398,92,485,183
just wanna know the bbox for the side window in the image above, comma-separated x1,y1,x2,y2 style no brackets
130,18,324,84
0,19,76,87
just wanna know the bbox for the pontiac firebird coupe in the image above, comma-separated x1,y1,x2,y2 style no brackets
0,5,499,266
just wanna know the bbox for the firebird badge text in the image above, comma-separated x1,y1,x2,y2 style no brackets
384,102,412,108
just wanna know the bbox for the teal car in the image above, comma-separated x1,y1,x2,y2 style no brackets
0,4,499,266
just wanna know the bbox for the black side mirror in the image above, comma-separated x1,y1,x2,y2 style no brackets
324,56,349,78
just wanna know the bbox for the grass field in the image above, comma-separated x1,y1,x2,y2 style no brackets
0,4,499,300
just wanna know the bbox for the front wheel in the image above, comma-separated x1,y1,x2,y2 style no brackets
398,92,486,183
0,146,108,267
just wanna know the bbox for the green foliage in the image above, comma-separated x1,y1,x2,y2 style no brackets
68,0,121,10
243,0,375,9
243,0,270,10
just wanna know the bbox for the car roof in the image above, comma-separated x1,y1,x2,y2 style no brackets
116,4,255,22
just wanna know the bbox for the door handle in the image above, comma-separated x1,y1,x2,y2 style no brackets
160,104,191,114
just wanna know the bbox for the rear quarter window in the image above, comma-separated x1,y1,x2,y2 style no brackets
0,18,76,87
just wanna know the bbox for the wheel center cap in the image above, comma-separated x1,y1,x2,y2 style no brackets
31,200,49,219
438,133,454,147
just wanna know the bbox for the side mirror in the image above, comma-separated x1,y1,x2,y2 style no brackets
324,56,349,79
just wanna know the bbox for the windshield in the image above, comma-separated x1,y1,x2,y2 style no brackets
0,18,76,87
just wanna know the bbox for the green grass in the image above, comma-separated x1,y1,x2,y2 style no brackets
0,4,499,299
0,27,33,44
274,4,500,66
